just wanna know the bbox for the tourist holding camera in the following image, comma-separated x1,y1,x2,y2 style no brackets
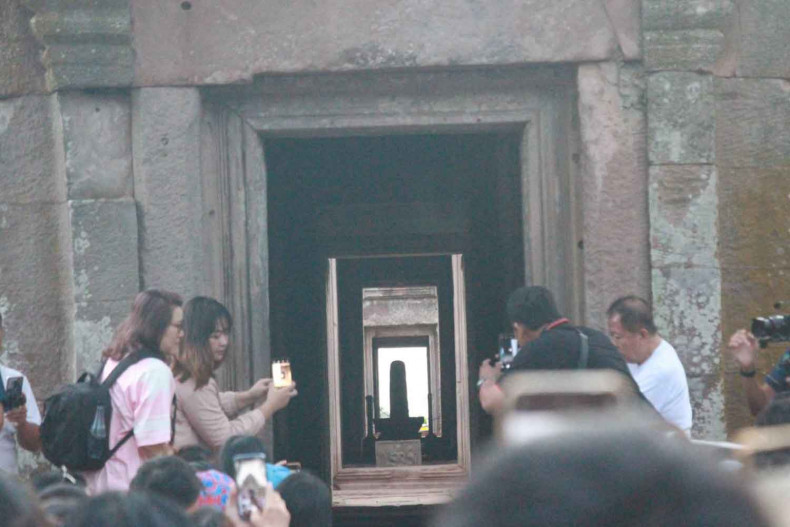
0,312,42,474
728,322,790,416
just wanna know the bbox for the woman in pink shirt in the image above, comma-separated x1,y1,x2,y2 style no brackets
172,297,296,452
85,289,183,493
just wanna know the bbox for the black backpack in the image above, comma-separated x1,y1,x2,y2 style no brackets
40,349,163,471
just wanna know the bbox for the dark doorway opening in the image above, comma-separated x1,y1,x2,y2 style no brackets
265,132,525,482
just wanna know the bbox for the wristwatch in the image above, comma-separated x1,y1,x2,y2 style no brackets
739,368,757,378
476,378,493,389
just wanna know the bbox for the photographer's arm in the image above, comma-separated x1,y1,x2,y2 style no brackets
728,329,774,416
478,359,505,415
5,406,41,452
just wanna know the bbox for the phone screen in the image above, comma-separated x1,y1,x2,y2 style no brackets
234,453,268,520
6,376,23,392
272,360,293,388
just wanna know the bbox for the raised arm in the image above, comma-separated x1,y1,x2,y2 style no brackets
728,329,775,415
181,379,296,451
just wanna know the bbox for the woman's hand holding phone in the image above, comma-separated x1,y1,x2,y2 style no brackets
260,383,297,419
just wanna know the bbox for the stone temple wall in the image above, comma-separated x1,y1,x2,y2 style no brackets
0,0,788,473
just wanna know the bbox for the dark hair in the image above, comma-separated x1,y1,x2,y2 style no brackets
37,483,88,526
277,471,332,527
176,445,215,471
64,492,193,527
506,286,562,330
606,296,657,335
130,456,202,510
0,472,51,527
104,289,183,361
219,435,266,479
173,297,233,388
434,430,770,527
190,507,233,527
30,471,86,493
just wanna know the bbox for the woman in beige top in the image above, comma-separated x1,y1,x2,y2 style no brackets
172,297,296,452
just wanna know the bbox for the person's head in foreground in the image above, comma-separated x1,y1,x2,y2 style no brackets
277,471,332,527
0,472,51,527
130,456,202,512
64,491,194,527
434,428,771,527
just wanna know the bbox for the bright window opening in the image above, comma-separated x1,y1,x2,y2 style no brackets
376,346,430,433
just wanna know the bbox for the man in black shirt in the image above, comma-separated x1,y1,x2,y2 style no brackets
478,286,644,414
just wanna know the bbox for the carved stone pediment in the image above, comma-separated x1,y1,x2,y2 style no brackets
21,0,133,90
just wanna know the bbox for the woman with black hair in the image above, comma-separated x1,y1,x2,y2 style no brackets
173,297,296,452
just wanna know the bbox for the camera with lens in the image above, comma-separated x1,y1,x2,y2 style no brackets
752,302,790,345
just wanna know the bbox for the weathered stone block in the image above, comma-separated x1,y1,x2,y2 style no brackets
132,88,204,297
74,298,131,375
715,79,790,169
70,199,139,304
736,0,790,78
650,165,717,268
60,92,133,200
718,167,790,270
647,72,714,164
0,0,46,97
0,95,66,205
652,266,721,377
577,62,650,330
0,203,73,395
642,0,734,31
644,29,724,72
132,0,619,86
687,375,725,440
603,0,642,60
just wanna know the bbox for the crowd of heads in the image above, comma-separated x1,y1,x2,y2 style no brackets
1,434,332,527
4,284,790,527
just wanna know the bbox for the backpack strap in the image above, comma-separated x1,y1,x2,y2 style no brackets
576,329,589,370
99,348,166,456
100,349,164,388
107,429,135,458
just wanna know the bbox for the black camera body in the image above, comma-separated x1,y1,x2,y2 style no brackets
1,376,26,411
752,314,790,344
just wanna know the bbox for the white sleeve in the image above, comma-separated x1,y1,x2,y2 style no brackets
22,376,41,425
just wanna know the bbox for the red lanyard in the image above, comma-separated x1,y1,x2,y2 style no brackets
545,318,570,331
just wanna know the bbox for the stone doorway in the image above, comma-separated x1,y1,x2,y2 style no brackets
199,65,582,508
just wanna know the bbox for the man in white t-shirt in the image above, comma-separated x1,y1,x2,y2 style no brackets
0,312,42,474
607,296,692,435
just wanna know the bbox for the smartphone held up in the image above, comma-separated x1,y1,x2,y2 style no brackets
234,452,268,520
272,360,293,388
